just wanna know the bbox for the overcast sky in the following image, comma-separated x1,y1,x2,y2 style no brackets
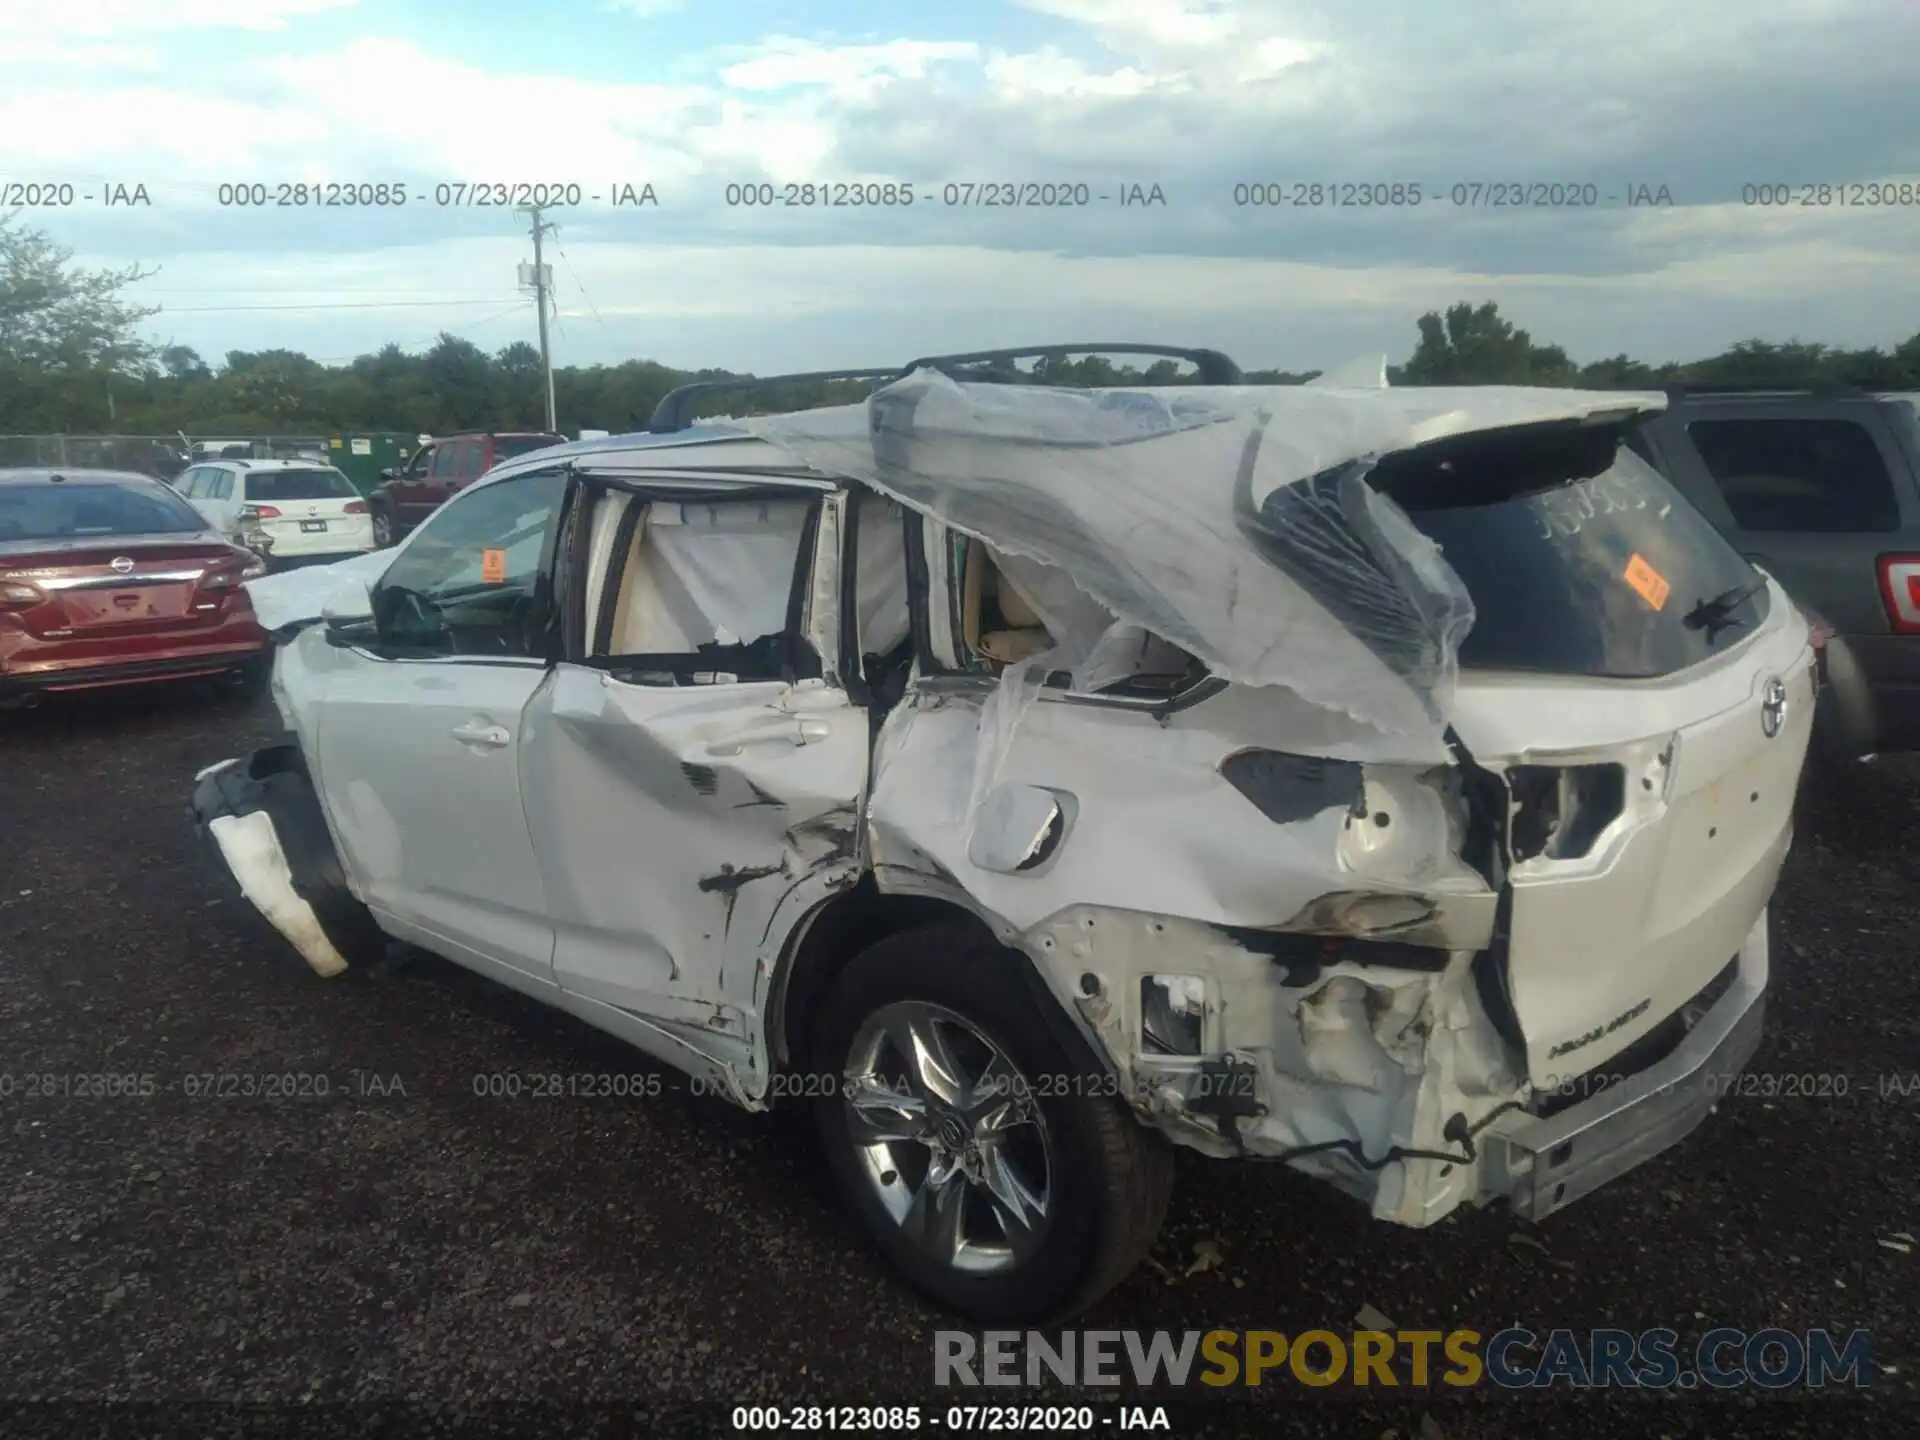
5,0,1918,374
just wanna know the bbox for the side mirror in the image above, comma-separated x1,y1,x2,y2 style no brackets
321,576,376,628
377,467,395,481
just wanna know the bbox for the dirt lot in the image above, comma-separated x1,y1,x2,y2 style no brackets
0,683,1914,1438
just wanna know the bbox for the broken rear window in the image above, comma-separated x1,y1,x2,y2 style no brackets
1356,425,1770,679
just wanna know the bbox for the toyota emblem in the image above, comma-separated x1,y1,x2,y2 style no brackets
109,555,135,574
1760,676,1787,738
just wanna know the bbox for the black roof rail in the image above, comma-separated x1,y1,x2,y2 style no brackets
646,368,904,434
645,343,1244,432
1662,379,1866,400
899,343,1244,385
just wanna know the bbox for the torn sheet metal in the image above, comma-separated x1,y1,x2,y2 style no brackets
1017,906,1524,1225
747,371,1667,737
242,548,392,632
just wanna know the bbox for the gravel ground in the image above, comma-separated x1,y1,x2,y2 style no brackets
0,683,1914,1438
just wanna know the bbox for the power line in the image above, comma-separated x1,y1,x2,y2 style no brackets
550,232,606,331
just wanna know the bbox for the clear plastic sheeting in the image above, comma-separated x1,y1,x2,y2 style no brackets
242,548,392,632
747,370,1667,736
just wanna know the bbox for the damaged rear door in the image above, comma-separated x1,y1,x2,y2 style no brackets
519,477,870,1033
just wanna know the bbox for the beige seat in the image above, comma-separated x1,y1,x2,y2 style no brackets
962,542,1053,667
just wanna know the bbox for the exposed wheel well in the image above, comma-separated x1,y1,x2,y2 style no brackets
771,879,993,1074
769,877,1118,1095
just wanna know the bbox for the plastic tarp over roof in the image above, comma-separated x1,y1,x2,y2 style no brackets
745,369,1666,738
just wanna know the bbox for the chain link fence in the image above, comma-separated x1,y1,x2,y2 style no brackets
0,434,405,490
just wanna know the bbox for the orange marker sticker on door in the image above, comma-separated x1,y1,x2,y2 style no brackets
1623,552,1669,610
480,548,507,584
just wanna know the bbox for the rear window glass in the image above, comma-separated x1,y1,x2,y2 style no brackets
1363,427,1770,679
1687,417,1899,533
0,481,205,541
246,468,358,501
492,436,561,462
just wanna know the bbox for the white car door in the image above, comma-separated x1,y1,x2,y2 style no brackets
178,467,217,525
311,466,573,984
203,467,243,538
518,479,871,1034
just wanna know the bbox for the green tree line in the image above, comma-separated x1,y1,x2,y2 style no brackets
3,214,1917,438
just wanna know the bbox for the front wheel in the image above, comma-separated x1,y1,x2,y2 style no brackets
809,922,1173,1322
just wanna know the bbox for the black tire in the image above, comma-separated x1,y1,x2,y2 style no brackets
808,921,1173,1322
369,501,396,549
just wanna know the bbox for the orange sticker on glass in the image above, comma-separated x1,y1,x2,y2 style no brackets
480,548,507,584
1623,552,1670,610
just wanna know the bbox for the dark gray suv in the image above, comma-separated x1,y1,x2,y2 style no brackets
1632,387,1920,761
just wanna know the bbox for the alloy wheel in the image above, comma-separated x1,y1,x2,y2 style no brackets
840,1001,1053,1276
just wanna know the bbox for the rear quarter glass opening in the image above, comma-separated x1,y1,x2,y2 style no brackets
1368,423,1770,678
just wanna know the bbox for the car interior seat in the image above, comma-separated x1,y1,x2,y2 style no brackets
962,541,1054,668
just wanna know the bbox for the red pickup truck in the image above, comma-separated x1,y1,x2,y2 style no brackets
366,431,564,548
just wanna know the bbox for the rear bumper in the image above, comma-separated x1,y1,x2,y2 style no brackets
0,645,266,696
256,522,376,561
1479,913,1769,1221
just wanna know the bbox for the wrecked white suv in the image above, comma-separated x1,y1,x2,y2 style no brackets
191,364,1813,1321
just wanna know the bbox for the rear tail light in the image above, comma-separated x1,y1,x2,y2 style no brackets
1876,555,1920,634
197,558,267,605
239,504,283,521
1,580,44,610
343,500,368,514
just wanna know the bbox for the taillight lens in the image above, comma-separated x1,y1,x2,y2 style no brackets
200,557,267,592
343,500,368,514
240,504,284,521
1876,555,1920,635
1,580,44,609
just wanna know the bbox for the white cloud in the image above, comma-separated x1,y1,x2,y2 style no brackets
0,38,162,70
720,38,981,102
1,0,356,38
19,0,1920,366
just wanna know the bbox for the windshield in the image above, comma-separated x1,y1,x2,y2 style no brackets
247,468,359,501
0,481,207,542
1364,425,1769,678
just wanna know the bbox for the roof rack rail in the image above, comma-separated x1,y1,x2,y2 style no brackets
899,343,1243,385
645,368,905,434
1662,379,1865,399
645,343,1243,432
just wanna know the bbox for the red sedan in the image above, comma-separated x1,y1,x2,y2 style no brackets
0,468,273,705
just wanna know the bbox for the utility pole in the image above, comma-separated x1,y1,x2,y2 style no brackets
517,204,558,432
